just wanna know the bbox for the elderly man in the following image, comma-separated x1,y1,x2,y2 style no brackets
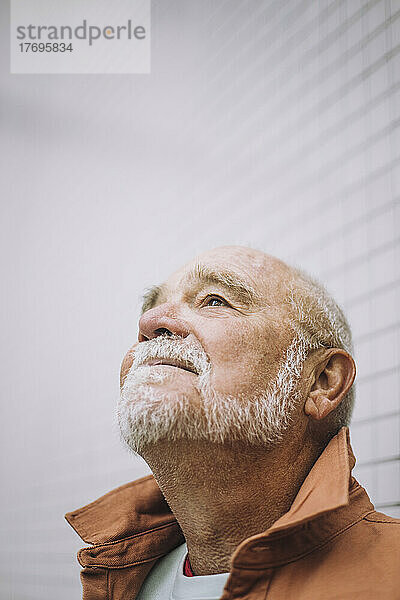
66,246,399,600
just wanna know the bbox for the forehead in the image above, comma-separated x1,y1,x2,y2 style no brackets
165,246,291,300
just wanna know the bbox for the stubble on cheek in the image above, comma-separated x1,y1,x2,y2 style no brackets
208,320,283,397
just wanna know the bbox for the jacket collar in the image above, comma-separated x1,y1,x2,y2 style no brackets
230,427,373,569
65,427,373,570
272,425,355,532
65,474,184,569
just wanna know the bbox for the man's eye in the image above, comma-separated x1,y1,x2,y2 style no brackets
203,295,229,307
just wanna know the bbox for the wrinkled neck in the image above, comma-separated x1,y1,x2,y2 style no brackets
142,436,318,575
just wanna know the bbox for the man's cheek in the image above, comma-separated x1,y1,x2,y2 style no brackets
210,347,262,393
120,346,137,387
207,323,253,359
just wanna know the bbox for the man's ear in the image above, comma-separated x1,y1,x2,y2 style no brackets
304,349,356,421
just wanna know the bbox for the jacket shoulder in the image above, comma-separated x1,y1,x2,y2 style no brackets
363,510,400,525
359,510,400,563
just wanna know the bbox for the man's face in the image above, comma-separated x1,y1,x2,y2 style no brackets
118,246,299,452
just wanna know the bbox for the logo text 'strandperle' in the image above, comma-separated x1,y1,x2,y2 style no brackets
16,19,146,46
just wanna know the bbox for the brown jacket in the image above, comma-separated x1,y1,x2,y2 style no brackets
65,428,400,599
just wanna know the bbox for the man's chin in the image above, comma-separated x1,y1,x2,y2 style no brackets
116,386,196,458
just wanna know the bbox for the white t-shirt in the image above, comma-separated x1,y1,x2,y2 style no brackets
136,543,230,600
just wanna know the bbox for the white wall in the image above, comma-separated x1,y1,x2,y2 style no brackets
1,1,399,598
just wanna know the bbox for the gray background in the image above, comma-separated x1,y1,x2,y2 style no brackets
1,1,399,598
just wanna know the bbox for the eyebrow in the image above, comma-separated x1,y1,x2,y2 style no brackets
140,263,261,313
141,285,164,314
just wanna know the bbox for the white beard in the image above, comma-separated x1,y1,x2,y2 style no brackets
116,335,306,455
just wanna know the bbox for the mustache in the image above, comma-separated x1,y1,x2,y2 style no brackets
129,335,211,377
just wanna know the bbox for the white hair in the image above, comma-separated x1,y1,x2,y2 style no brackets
285,267,355,431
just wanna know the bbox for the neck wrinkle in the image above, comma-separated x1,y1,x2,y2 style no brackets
142,434,319,575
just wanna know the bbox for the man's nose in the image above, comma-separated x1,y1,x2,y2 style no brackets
138,305,191,341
